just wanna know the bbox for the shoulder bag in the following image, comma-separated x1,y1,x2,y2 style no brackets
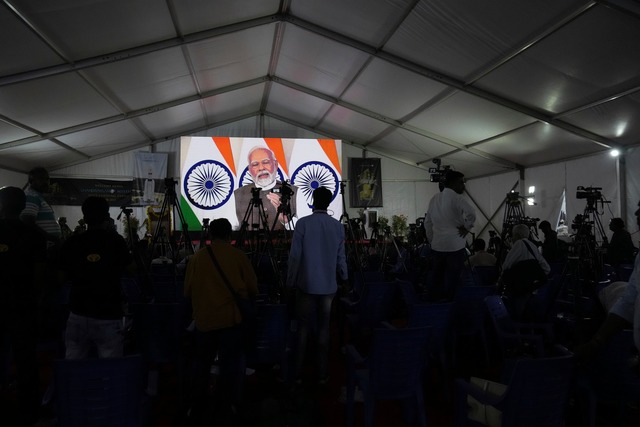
500,240,548,296
205,246,257,350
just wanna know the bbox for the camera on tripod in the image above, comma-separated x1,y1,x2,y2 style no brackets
120,206,133,215
571,214,594,231
428,159,451,183
576,186,602,200
164,177,178,187
271,180,294,200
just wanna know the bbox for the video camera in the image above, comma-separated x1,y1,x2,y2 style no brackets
428,159,451,183
120,206,133,215
271,180,294,200
576,186,602,200
164,177,178,187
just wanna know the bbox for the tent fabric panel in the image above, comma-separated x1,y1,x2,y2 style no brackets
0,73,120,133
406,91,536,145
266,84,334,127
384,0,589,80
56,121,149,156
342,58,450,121
0,140,85,172
187,24,276,92
321,105,391,143
476,5,640,115
83,47,197,111
136,101,207,140
0,120,37,145
290,0,413,47
473,123,603,165
14,0,177,60
172,0,280,34
561,92,640,147
275,25,371,97
0,9,63,76
201,85,265,123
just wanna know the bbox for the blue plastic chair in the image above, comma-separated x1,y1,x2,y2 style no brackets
484,295,554,360
455,348,575,426
407,302,453,369
343,281,397,349
582,330,640,426
452,286,495,366
55,355,146,427
247,303,291,381
346,326,431,427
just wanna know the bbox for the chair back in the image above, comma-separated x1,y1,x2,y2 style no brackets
525,273,564,322
485,295,517,334
452,286,495,335
250,303,290,366
471,265,499,287
352,281,397,327
55,355,145,427
368,326,431,399
499,352,574,426
130,302,186,365
397,279,420,306
351,270,386,299
407,302,453,354
592,329,640,399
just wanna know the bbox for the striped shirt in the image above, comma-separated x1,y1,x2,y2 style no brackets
20,187,61,240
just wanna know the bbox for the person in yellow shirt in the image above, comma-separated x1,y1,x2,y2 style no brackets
184,218,258,421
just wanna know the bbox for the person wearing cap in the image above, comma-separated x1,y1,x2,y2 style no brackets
59,196,133,359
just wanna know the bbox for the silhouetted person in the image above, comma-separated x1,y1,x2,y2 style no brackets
538,220,565,263
606,217,636,266
286,187,348,385
184,218,258,421
0,186,46,425
59,196,133,358
467,238,497,267
424,170,476,301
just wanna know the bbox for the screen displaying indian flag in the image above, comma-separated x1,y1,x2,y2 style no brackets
180,136,342,230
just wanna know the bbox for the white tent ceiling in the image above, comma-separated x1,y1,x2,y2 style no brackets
1,0,639,179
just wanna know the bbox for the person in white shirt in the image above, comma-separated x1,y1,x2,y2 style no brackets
424,170,476,301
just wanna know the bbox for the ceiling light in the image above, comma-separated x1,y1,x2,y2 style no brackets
610,149,620,157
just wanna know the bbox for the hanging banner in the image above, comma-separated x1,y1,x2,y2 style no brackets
48,178,132,206
133,152,168,206
349,157,383,208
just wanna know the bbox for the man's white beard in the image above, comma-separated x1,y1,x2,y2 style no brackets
255,171,275,188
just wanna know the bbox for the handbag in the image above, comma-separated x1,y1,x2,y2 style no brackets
205,246,257,350
501,240,548,296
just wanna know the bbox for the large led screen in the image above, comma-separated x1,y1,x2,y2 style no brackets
179,137,343,231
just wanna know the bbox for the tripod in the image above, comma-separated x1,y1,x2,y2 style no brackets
499,192,539,263
270,182,296,238
236,187,284,298
148,178,194,265
199,218,210,249
338,181,364,277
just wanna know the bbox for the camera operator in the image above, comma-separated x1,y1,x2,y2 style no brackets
537,220,567,263
605,217,636,267
234,147,298,230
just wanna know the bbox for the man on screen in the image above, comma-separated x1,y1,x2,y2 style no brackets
234,146,298,231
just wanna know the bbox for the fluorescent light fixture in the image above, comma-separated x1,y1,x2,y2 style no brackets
528,186,535,194
527,197,535,206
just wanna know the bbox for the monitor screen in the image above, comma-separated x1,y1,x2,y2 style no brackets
179,136,343,231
